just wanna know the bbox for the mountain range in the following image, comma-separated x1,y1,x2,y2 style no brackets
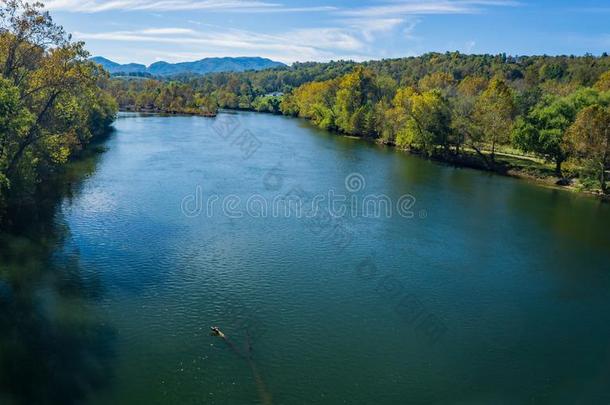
90,56,286,76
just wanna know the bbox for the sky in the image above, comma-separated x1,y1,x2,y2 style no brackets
43,0,610,65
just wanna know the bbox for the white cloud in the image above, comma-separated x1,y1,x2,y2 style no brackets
44,0,334,13
44,0,514,15
339,0,518,17
403,18,421,40
75,26,372,63
138,28,198,35
58,0,520,63
340,17,405,42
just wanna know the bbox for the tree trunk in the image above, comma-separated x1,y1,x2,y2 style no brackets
555,159,563,178
599,127,610,194
601,162,607,195
471,143,491,169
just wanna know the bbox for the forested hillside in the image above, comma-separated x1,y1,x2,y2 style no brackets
0,0,117,225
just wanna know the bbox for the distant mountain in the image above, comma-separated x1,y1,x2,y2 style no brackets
90,56,286,76
90,57,148,74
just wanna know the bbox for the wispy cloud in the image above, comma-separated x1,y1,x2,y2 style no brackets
138,28,198,35
46,0,515,14
340,17,405,42
75,26,371,63
61,0,521,63
339,0,519,17
45,0,334,13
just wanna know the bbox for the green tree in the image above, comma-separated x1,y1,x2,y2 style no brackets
334,67,377,135
451,76,487,158
380,86,416,145
279,93,298,116
568,104,610,194
418,72,455,96
0,0,116,223
0,77,32,216
512,96,575,176
289,79,337,130
474,78,515,165
395,90,451,155
594,71,610,92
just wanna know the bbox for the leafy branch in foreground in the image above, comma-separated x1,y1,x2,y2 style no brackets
0,0,117,224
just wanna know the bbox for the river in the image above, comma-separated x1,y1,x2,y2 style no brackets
1,111,610,404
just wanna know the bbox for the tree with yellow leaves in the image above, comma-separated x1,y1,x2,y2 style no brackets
568,104,610,194
474,78,515,165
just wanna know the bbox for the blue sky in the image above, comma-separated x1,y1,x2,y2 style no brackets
45,0,610,65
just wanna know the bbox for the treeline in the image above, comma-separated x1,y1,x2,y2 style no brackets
147,52,610,114
0,1,117,224
281,68,609,191
107,60,357,114
107,78,218,115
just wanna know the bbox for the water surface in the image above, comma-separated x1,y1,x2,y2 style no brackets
1,112,610,404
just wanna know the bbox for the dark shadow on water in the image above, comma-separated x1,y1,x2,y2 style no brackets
0,131,117,405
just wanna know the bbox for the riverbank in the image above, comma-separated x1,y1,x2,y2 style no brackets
387,142,610,201
394,144,610,200
119,107,217,117
0,133,113,231
228,108,610,201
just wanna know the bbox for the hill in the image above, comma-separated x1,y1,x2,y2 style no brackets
90,56,286,76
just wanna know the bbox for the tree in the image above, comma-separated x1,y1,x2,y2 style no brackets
0,76,32,216
474,78,515,165
418,71,455,96
568,105,610,194
252,95,281,114
290,79,337,130
3,42,101,177
512,96,575,176
334,67,378,135
0,1,116,223
451,76,487,158
594,71,610,92
0,0,68,81
380,86,416,145
540,62,567,81
279,92,298,116
393,89,451,155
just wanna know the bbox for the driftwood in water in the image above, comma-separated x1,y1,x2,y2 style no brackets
210,327,272,405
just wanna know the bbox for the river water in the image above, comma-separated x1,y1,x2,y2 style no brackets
1,112,610,404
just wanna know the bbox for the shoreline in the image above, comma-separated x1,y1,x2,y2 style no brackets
246,109,610,201
389,141,609,201
119,107,217,117
120,108,609,201
400,145,609,201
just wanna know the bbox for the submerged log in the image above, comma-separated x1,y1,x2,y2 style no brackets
210,327,272,405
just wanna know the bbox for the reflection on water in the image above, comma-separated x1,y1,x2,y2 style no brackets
0,140,116,405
